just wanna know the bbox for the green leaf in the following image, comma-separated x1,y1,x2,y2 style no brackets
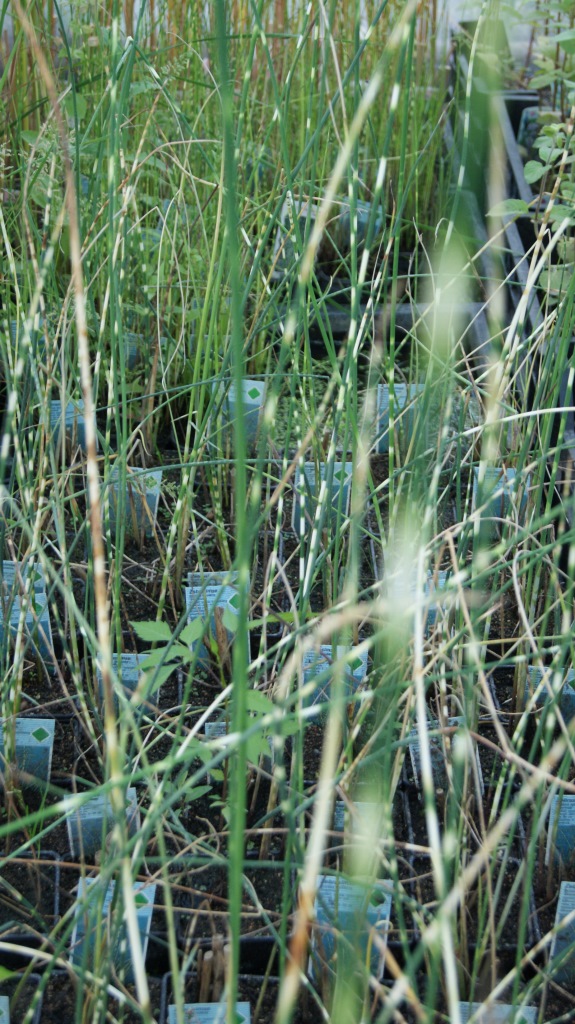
246,732,272,765
64,93,87,120
246,690,275,715
180,619,205,645
0,966,15,981
487,199,529,217
138,664,175,696
221,605,239,633
524,160,547,184
131,620,173,642
554,28,575,53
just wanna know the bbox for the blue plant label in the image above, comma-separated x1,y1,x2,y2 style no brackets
50,399,93,452
97,653,148,703
550,882,575,985
212,379,264,445
424,569,450,632
66,785,139,859
1,560,45,594
472,466,529,536
0,995,9,1024
188,571,239,589
545,795,575,869
301,645,367,710
376,382,423,454
333,800,345,832
205,720,227,739
167,1004,251,1024
0,718,55,785
0,585,53,662
525,667,575,723
107,468,162,538
293,462,353,532
71,877,156,983
185,580,243,667
311,874,391,980
458,1003,536,1023
408,716,483,794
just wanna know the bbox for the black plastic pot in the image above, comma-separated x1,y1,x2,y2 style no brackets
0,851,60,968
0,971,42,1023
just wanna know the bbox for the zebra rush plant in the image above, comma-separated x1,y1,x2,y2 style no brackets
1,0,575,1022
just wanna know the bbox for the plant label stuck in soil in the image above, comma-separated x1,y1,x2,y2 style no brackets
50,399,94,452
70,877,156,983
408,716,484,796
545,794,575,870
457,1003,536,1023
292,462,353,533
0,718,55,787
66,785,140,859
376,382,424,454
549,881,575,986
167,1004,251,1024
525,667,575,724
310,874,392,982
106,468,162,539
184,580,244,668
96,653,151,706
301,645,368,712
472,466,529,537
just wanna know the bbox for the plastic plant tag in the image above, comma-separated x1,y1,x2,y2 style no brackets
184,579,243,668
50,399,94,452
167,1004,251,1024
0,996,9,1024
188,571,239,589
376,383,424,454
205,720,227,739
408,716,484,795
107,468,162,539
310,874,392,982
301,645,367,711
424,570,450,634
545,795,575,869
1,560,46,595
525,667,575,723
70,877,156,984
549,882,575,985
458,1004,536,1023
0,718,55,786
0,586,53,663
339,199,383,248
472,466,529,536
66,785,140,859
292,462,353,532
215,380,265,446
272,198,320,278
96,653,149,706
333,800,345,832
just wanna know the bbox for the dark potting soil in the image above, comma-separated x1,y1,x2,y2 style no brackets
0,856,59,937
175,863,289,946
161,973,325,1024
0,972,42,1022
37,971,163,1023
